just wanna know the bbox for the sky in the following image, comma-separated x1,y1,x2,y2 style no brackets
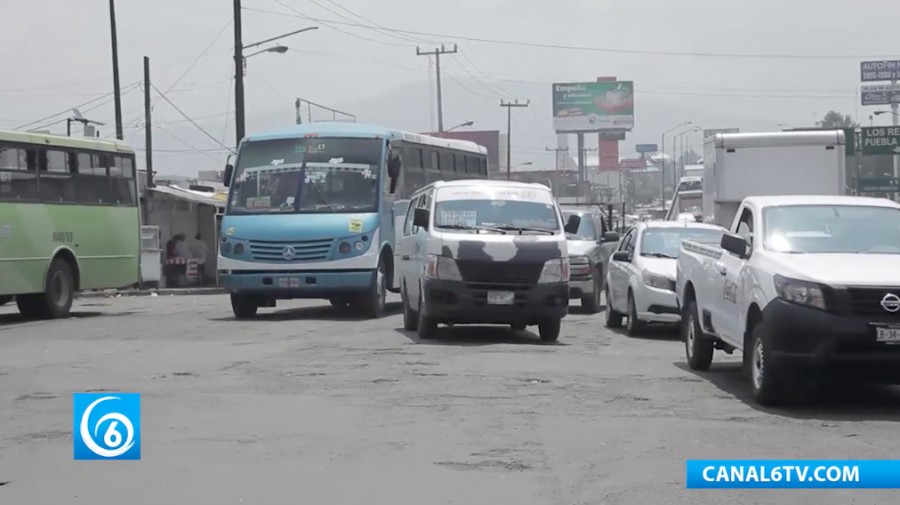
2,0,900,176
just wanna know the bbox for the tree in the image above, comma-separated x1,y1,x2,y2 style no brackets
816,111,859,128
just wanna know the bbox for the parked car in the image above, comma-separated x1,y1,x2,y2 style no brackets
561,207,620,312
605,220,724,335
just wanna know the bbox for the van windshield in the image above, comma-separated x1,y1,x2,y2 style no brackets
434,199,561,234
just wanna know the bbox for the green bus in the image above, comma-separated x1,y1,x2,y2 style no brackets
0,130,140,318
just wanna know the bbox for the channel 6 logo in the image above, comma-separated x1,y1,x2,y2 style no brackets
73,392,140,460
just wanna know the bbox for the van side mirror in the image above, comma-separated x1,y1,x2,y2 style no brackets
388,155,401,179
413,208,429,229
721,232,748,258
612,250,631,262
223,164,234,187
564,214,581,234
601,231,619,243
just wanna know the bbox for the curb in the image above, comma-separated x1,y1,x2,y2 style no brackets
78,288,226,298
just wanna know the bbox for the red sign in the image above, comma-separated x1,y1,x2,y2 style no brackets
597,138,620,171
619,158,645,169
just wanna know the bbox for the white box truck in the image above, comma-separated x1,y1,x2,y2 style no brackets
701,130,847,227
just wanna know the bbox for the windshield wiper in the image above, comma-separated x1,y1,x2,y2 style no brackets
493,225,554,235
642,252,677,259
437,224,508,234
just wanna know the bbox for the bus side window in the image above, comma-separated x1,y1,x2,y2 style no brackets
0,144,37,201
113,156,136,206
38,149,76,203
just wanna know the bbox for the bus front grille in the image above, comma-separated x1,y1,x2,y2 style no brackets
249,239,334,262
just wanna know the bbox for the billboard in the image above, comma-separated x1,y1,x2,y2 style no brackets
425,130,501,172
635,143,658,153
860,60,900,82
861,83,900,106
552,81,634,133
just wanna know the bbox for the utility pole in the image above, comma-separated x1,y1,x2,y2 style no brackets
500,99,530,180
416,45,457,132
546,146,568,171
143,56,154,189
108,0,123,140
233,0,246,147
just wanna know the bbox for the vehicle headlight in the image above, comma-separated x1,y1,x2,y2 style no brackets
569,255,590,265
425,254,462,281
642,271,673,291
539,258,570,283
773,274,826,310
233,242,244,255
221,241,232,253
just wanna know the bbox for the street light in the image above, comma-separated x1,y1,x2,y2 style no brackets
874,110,900,117
233,13,319,147
244,45,289,59
679,127,702,173
660,121,692,201
445,120,474,132
513,161,533,169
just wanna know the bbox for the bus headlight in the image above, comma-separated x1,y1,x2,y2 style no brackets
539,258,570,284
233,243,244,255
339,242,351,254
425,255,462,281
354,241,364,251
221,242,232,253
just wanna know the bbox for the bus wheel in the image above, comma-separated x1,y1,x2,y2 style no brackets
231,294,258,319
359,261,387,319
44,258,75,318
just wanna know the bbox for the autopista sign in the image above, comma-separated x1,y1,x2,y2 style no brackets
860,126,900,155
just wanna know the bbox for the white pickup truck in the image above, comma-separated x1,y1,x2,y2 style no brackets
676,195,900,405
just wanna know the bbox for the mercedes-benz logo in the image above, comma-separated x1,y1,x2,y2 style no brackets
881,293,900,313
282,246,296,260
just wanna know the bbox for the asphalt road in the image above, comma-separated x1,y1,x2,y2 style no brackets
1,294,899,504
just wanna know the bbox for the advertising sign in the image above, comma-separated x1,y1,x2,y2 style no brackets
860,60,900,82
861,84,900,106
552,81,634,132
858,177,900,193
635,143,658,153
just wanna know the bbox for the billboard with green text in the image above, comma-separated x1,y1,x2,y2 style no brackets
552,81,634,133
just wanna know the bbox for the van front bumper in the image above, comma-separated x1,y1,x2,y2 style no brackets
422,279,568,325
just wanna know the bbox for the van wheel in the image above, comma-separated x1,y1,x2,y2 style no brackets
417,289,437,339
359,261,387,319
538,319,561,342
626,291,645,336
581,271,601,313
401,284,418,331
684,300,713,371
231,294,258,319
604,286,623,328
749,321,787,406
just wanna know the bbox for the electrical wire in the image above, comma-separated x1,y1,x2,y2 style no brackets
150,84,235,152
13,82,140,131
155,125,223,163
271,0,410,47
311,0,438,44
244,6,900,60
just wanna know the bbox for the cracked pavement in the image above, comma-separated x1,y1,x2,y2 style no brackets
1,295,899,504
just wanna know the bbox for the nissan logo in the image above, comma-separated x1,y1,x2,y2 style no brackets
282,246,296,260
881,293,900,313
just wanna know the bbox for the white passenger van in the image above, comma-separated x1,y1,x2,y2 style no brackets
396,180,581,342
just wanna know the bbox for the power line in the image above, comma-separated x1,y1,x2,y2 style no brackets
155,125,223,163
307,0,427,44
243,7,900,60
12,82,140,131
271,0,409,47
150,84,235,153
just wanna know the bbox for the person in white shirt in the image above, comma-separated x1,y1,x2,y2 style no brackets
189,233,209,264
174,234,191,259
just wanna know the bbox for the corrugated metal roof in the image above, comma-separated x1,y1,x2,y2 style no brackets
148,185,225,207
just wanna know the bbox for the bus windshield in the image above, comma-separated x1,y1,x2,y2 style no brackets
228,137,382,214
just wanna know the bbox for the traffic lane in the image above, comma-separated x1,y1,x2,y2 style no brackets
0,297,897,504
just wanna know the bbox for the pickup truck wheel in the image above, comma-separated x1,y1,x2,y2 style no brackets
538,319,561,342
626,292,645,336
684,300,714,371
604,286,623,328
749,322,787,406
581,272,601,313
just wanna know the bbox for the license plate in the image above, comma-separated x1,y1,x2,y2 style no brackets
876,327,900,343
487,291,514,305
276,277,301,288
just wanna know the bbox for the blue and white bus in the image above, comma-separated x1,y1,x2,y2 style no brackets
218,122,489,319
